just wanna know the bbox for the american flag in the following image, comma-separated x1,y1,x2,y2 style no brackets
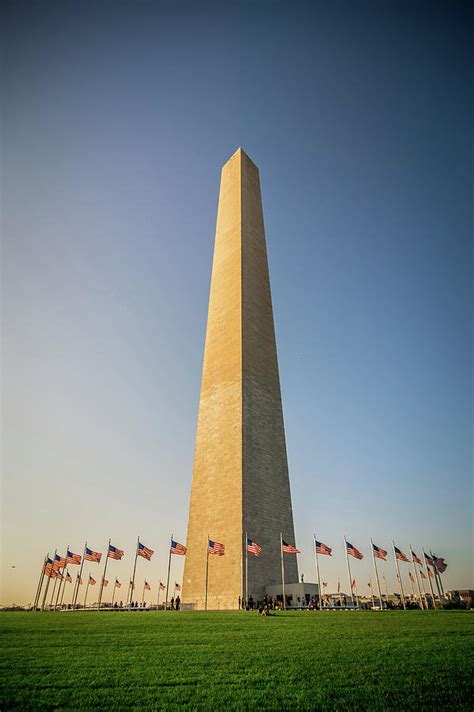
66,573,72,583
431,554,447,573
424,553,434,566
315,541,332,556
351,579,356,591
428,568,434,578
346,542,363,560
102,579,109,587
409,571,415,582
144,581,151,591
108,544,124,560
394,546,409,563
44,559,54,577
138,542,154,561
53,554,66,570
247,538,262,556
209,540,225,556
115,579,121,588
171,540,187,556
77,575,83,585
159,582,165,590
322,581,328,588
420,570,427,580
85,548,102,563
337,581,341,593
89,576,96,585
412,550,422,565
67,550,81,565
282,540,300,554
175,582,181,591
372,543,387,561
129,581,135,590
367,581,372,588
55,571,64,581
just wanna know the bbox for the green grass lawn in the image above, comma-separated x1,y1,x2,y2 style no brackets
1,610,472,710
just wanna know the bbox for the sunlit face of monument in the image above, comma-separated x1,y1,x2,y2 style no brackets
182,148,297,610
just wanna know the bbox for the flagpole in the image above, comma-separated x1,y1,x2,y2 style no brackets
98,538,111,610
142,582,145,606
128,536,140,608
41,549,56,611
245,531,248,607
205,534,209,611
431,552,445,607
431,552,446,601
34,554,48,611
392,542,406,610
313,535,322,610
422,547,436,609
59,569,69,609
410,546,424,609
354,580,359,609
382,574,390,603
112,580,117,608
165,534,173,611
73,541,87,610
280,532,286,610
344,537,355,609
157,583,161,610
369,578,375,608
408,572,415,599
370,538,384,610
84,577,91,609
49,568,59,609
54,544,69,610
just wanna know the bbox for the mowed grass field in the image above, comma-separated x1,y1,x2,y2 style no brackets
1,610,472,710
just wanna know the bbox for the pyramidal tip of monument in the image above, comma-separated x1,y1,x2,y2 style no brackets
227,147,257,167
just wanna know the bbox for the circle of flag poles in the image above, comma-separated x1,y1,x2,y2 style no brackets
33,533,449,612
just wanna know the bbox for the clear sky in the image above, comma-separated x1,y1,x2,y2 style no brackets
2,1,472,605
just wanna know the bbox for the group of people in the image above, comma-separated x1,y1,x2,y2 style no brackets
238,594,284,615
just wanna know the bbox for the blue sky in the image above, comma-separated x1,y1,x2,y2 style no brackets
2,0,472,604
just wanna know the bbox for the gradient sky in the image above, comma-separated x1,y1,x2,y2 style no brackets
2,1,472,605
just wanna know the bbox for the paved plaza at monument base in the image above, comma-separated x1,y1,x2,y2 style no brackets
1,610,472,710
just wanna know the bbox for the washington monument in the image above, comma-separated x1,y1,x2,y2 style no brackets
182,148,297,610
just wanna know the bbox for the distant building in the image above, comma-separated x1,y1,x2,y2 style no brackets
265,582,318,608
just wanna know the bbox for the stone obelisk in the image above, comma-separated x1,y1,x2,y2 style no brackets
182,148,297,610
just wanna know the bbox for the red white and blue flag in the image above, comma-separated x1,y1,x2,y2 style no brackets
175,582,181,591
144,581,151,591
53,554,66,570
346,542,363,560
77,575,83,585
66,573,72,583
247,539,262,556
315,541,332,556
85,548,102,563
394,546,409,563
159,581,165,590
424,553,434,566
431,553,447,573
282,540,300,554
115,579,121,588
67,550,81,565
411,550,422,565
108,545,124,560
372,543,387,561
89,576,96,585
171,541,187,555
138,543,154,561
209,540,225,555
420,570,427,580
102,579,109,587
44,559,54,577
